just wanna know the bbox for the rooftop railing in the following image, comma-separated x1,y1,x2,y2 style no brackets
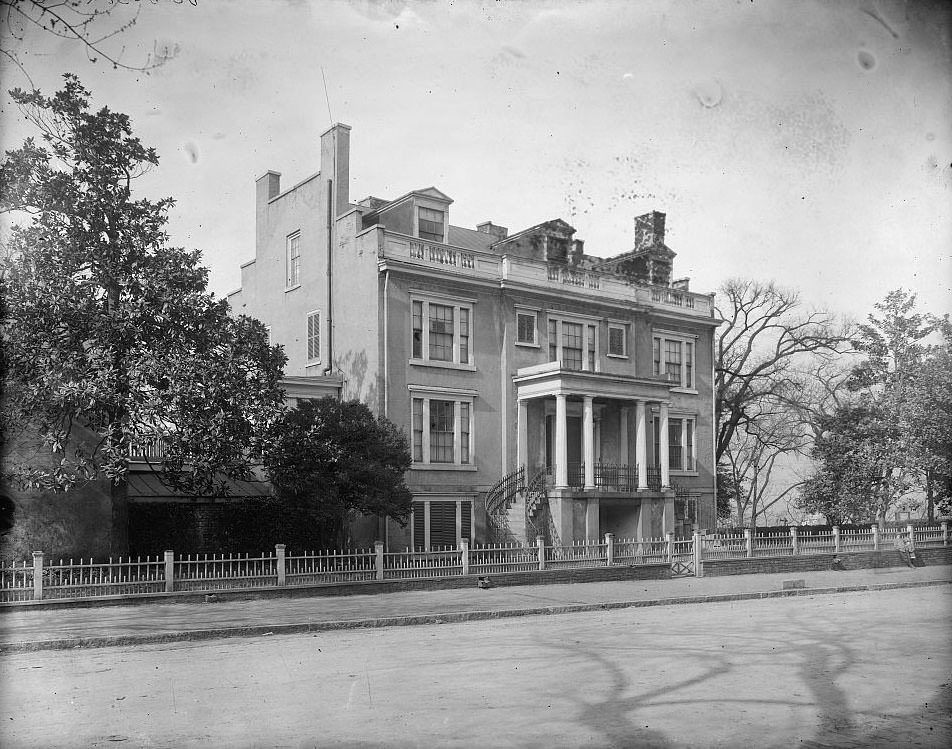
378,231,713,316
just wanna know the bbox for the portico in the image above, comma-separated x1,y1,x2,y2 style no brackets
513,362,680,544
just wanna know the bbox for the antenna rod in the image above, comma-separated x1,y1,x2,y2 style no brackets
321,66,333,125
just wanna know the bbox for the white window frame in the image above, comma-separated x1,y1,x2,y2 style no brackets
409,293,476,371
411,496,475,550
408,387,477,470
286,231,301,289
607,323,628,358
652,330,696,391
547,313,599,372
306,310,321,364
515,309,539,347
657,414,697,473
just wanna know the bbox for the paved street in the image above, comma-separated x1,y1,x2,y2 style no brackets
2,584,951,748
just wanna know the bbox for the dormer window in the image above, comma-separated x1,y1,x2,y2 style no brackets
418,207,445,242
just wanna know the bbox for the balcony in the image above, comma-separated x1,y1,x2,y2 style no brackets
547,463,664,492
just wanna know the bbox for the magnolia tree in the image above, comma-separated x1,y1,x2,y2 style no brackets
264,398,413,549
0,76,286,553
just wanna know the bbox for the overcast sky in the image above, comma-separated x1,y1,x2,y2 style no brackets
2,0,950,320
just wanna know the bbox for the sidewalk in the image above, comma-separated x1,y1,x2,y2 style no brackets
2,564,950,652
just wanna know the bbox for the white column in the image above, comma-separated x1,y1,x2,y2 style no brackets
517,399,528,472
659,401,670,489
619,406,630,469
635,400,648,490
583,395,595,489
555,393,568,488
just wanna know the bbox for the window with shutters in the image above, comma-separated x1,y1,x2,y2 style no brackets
547,315,598,371
418,207,445,242
515,310,538,346
410,392,473,467
652,332,695,389
286,232,301,289
306,310,320,363
411,498,473,550
410,295,474,369
607,324,628,358
653,415,697,472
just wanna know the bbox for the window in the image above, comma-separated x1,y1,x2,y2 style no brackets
410,296,473,367
652,333,695,389
656,416,696,471
412,498,473,550
548,316,598,371
607,324,627,357
307,310,320,363
411,393,474,467
418,207,445,242
516,311,537,346
286,232,301,288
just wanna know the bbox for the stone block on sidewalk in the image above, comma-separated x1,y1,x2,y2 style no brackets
781,579,806,590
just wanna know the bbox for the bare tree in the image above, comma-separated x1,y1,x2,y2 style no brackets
715,278,852,465
723,413,811,527
0,0,188,81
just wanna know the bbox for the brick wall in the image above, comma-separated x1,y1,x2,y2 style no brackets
702,547,952,577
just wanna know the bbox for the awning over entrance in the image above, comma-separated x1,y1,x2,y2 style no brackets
127,471,273,503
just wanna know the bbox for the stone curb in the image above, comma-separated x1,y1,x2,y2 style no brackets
2,578,948,654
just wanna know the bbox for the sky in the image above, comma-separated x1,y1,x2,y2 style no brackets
1,0,950,321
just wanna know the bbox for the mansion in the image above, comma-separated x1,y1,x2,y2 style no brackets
227,124,720,551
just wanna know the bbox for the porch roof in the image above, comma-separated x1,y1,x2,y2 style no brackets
513,361,675,401
127,471,272,503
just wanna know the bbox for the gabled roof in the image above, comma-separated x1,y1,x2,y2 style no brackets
359,186,455,224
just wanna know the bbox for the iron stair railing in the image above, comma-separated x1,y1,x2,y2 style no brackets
485,466,526,517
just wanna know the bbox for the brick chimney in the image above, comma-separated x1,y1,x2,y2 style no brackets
634,211,666,250
477,221,508,241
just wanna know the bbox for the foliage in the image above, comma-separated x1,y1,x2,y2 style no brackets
715,464,742,522
714,279,852,524
264,398,413,547
0,76,286,551
796,290,952,522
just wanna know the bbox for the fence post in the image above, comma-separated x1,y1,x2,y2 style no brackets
32,551,44,601
790,526,799,556
943,521,949,547
907,523,916,547
164,550,174,593
605,533,614,566
693,530,703,578
744,528,753,558
374,541,385,581
275,544,286,586
537,535,545,571
665,532,674,563
833,526,841,554
460,539,469,576
872,524,880,551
